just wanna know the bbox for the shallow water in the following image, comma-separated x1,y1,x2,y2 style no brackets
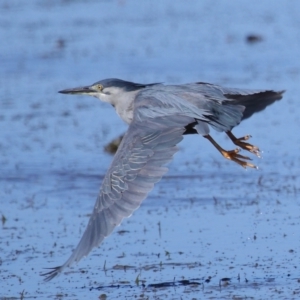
1,0,300,299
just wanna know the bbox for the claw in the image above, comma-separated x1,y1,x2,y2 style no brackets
236,134,251,141
220,148,256,169
226,131,261,157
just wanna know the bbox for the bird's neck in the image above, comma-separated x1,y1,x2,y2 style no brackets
100,90,141,124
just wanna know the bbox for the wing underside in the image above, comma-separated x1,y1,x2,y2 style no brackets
42,114,194,281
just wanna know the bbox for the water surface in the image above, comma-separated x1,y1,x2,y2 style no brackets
1,1,300,299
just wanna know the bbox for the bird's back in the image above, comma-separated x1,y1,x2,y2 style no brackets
138,82,283,121
184,82,284,121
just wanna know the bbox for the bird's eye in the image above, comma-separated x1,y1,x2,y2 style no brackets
96,84,103,91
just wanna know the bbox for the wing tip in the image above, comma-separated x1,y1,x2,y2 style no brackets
40,266,63,282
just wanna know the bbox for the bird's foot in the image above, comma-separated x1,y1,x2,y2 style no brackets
220,147,257,169
226,132,261,157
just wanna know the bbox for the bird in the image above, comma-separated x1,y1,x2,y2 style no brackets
42,78,284,281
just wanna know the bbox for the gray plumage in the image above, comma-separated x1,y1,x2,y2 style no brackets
42,79,284,281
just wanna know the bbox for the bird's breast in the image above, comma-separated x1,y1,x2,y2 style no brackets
115,106,133,124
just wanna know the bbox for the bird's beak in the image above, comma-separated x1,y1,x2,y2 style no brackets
59,86,95,95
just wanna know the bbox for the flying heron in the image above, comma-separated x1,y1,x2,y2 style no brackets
42,78,284,281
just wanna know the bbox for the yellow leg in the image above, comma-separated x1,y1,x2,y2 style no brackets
204,134,257,169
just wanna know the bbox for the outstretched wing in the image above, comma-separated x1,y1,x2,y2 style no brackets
42,114,194,281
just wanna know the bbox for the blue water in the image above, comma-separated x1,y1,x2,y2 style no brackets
1,0,300,299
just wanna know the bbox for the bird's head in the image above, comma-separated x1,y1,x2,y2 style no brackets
59,78,157,104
